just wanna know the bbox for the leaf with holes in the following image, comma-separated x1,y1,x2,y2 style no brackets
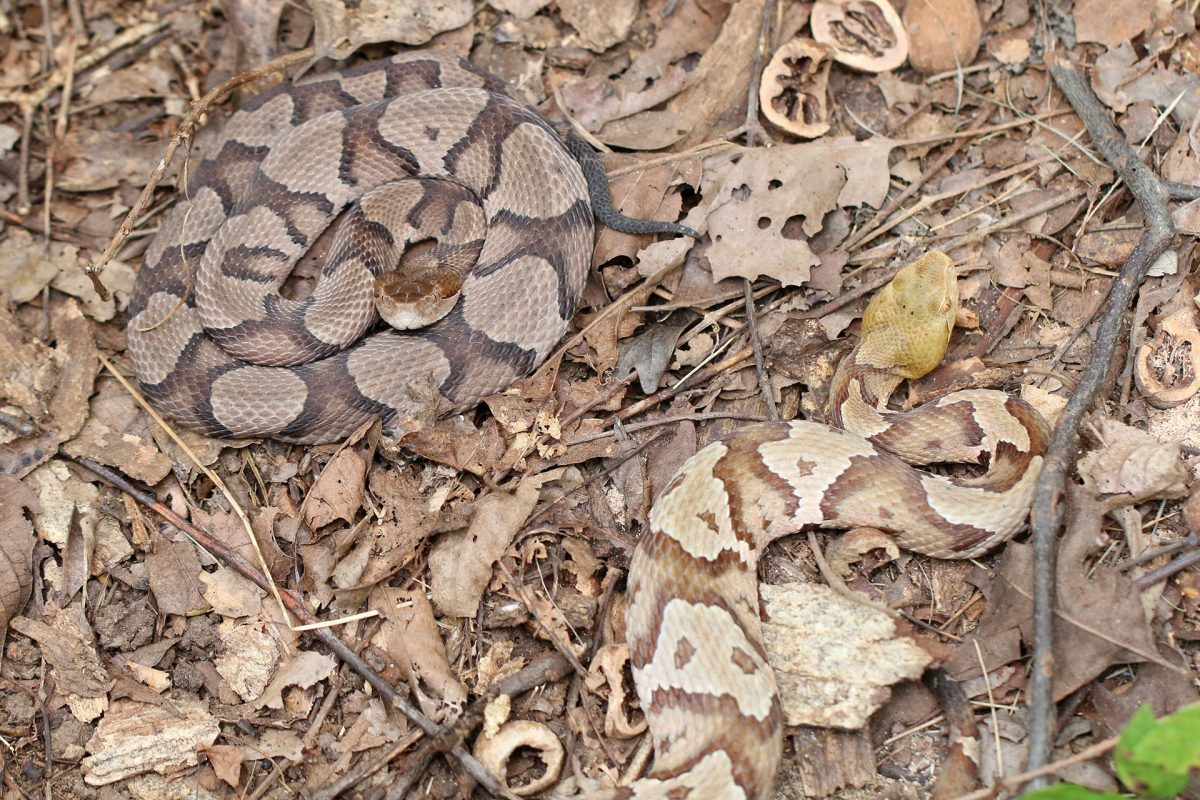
706,137,896,287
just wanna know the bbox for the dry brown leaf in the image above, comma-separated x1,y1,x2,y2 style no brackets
223,0,287,66
64,377,170,486
401,416,507,475
706,138,896,286
57,129,166,191
1073,0,1152,48
429,468,567,617
558,0,726,131
664,0,763,147
203,744,246,791
199,567,265,619
761,583,931,728
308,0,471,61
60,506,92,603
558,0,636,51
81,698,219,786
594,110,693,151
0,474,36,644
0,305,56,420
616,323,685,393
0,229,74,303
371,587,467,720
303,446,367,529
145,538,207,617
11,604,113,700
216,624,279,702
1078,418,1188,499
330,697,405,763
253,650,336,710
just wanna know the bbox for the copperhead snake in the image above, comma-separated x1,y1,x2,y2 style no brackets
125,53,1049,800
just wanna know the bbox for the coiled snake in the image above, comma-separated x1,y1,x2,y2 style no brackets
126,52,1048,800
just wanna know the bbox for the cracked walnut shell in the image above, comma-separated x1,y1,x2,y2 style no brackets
811,0,909,73
759,38,833,138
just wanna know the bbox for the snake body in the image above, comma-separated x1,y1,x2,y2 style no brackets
126,55,1048,800
129,52,602,442
623,253,1047,798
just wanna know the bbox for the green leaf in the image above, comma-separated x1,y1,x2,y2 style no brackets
1114,703,1200,798
1019,786,1126,800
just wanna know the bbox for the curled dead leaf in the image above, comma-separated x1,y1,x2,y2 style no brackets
1135,309,1200,409
811,0,908,73
823,527,901,578
759,38,833,139
585,643,647,738
902,0,983,75
473,719,564,796
1078,419,1187,502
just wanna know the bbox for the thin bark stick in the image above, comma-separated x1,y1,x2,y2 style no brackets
1023,52,1176,785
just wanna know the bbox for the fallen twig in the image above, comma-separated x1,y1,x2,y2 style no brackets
51,451,514,799
1023,52,1177,785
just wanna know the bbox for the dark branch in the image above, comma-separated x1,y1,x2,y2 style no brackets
1025,53,1176,786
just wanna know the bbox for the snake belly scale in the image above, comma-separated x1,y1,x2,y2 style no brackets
126,50,1049,800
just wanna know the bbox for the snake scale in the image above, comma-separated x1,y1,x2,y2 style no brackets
126,52,1049,799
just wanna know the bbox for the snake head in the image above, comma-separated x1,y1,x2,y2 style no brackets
858,250,958,380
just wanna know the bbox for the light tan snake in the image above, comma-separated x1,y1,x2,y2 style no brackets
124,53,1048,800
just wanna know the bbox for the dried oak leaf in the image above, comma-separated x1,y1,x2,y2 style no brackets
11,604,113,702
307,0,471,61
706,137,896,286
762,583,931,728
559,0,637,52
1073,0,1152,49
1078,419,1187,500
371,586,467,721
145,538,207,617
429,468,570,617
616,323,686,393
0,475,36,641
303,445,367,529
253,650,337,711
558,0,726,131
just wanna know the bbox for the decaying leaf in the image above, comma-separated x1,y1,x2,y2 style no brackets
429,468,571,617
761,583,931,728
215,623,279,703
706,138,896,286
303,445,368,529
11,604,112,723
0,474,36,643
253,650,337,711
371,586,467,720
1078,419,1187,500
145,538,207,617
307,0,471,60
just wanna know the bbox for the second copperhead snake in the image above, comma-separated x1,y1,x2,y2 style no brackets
125,51,1049,800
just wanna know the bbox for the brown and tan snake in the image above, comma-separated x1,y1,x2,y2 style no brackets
126,53,1048,800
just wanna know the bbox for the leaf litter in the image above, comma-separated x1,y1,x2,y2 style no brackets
0,0,1198,798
